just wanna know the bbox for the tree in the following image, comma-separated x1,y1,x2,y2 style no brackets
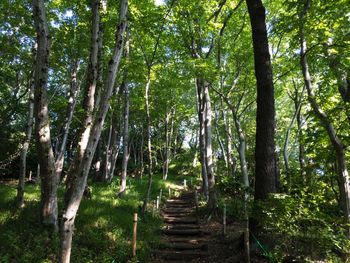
246,0,277,200
59,0,128,261
32,0,59,230
299,0,350,237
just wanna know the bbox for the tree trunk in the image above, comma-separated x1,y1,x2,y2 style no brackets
222,105,236,177
233,111,250,263
283,89,303,192
17,70,35,207
142,71,153,213
246,0,277,200
119,43,130,195
299,0,350,237
59,0,128,261
163,107,174,180
196,78,209,198
55,61,80,179
203,82,216,211
32,0,58,230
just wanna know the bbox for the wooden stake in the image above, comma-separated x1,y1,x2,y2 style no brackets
183,179,187,188
168,187,171,197
156,195,160,209
132,213,138,256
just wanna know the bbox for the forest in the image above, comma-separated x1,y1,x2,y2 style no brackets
0,0,349,262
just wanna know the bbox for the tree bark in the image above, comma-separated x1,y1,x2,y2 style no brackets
246,0,277,200
119,34,130,195
196,78,209,198
59,0,128,261
299,0,350,237
55,61,80,179
203,82,216,211
142,71,153,213
283,86,304,192
17,69,35,207
32,0,59,230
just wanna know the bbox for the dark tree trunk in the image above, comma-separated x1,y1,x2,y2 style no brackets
246,0,277,200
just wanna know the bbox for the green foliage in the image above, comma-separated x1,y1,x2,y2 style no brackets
255,192,350,262
0,177,166,263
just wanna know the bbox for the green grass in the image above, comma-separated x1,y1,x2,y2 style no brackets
0,174,179,263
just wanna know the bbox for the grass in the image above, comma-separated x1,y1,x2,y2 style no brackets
0,174,182,263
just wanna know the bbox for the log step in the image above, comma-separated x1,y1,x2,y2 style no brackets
154,250,209,260
164,217,197,224
166,200,193,204
159,242,208,251
163,224,200,230
162,229,202,236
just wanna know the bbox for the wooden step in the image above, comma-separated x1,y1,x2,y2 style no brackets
166,200,193,205
162,229,202,236
163,224,200,230
164,217,197,224
163,208,193,213
159,242,208,251
154,250,209,260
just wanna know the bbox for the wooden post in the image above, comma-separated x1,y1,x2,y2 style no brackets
168,187,171,197
183,179,187,188
132,213,138,257
223,203,227,236
159,189,162,203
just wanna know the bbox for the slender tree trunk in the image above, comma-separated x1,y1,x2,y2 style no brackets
102,122,113,182
119,35,130,195
222,106,236,176
140,126,144,179
283,90,303,192
32,0,58,230
55,61,80,179
142,70,153,213
108,123,120,182
299,0,350,237
203,82,216,211
233,111,250,263
196,78,209,197
163,107,174,180
297,105,306,181
246,0,277,200
214,106,227,165
59,1,128,261
17,70,35,207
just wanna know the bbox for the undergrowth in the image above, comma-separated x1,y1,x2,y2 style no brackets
0,175,175,263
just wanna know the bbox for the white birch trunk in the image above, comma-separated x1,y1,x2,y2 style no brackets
32,0,58,230
59,0,128,261
55,61,80,179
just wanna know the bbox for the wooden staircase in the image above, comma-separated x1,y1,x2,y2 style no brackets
153,191,209,262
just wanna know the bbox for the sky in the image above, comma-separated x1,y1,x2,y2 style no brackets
155,0,165,6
